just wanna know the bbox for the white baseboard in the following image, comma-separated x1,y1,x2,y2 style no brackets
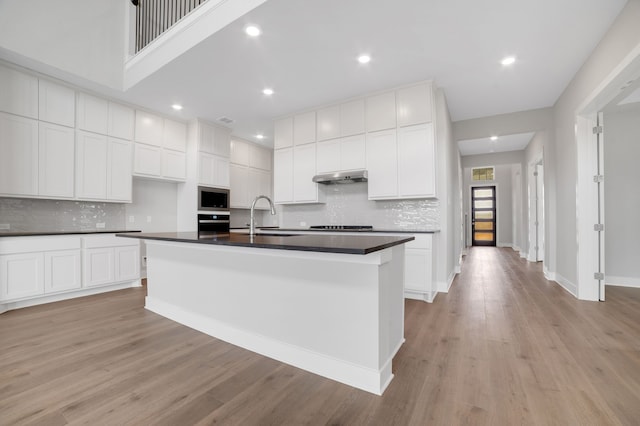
497,243,513,248
606,275,640,288
547,270,578,297
404,290,434,303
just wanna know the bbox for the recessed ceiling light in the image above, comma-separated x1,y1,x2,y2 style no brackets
490,136,498,141
171,104,183,111
262,88,274,96
256,134,265,140
357,54,371,64
245,25,261,37
501,56,516,66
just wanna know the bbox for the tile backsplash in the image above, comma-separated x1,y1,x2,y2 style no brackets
0,198,126,232
279,183,439,230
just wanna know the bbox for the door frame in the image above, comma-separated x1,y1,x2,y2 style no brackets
470,184,497,247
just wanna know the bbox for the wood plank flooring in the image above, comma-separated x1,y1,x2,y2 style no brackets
2,247,640,425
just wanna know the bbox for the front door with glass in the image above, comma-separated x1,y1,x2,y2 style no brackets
472,186,496,246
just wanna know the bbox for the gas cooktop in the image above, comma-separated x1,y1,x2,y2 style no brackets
309,225,374,231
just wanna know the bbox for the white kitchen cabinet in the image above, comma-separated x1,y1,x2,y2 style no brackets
273,148,293,203
39,80,75,127
83,247,115,287
316,139,341,173
403,234,435,301
134,143,162,177
249,145,272,171
366,129,398,199
293,144,319,202
135,110,163,146
340,134,366,171
397,83,433,127
199,153,229,188
108,102,134,140
230,164,249,208
0,113,39,196
0,252,43,301
293,112,316,145
230,138,250,165
107,138,133,202
366,91,396,132
77,93,109,135
340,99,365,137
163,119,187,152
38,122,75,198
199,120,230,156
316,105,340,141
76,131,108,200
251,169,272,205
398,123,436,198
115,245,140,282
274,117,293,149
44,249,81,293
82,235,140,288
0,65,38,119
162,149,186,180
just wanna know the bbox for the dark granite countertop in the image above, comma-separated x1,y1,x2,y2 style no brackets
0,230,141,237
116,231,414,255
231,227,440,234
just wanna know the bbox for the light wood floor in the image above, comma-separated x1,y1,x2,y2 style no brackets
2,247,640,425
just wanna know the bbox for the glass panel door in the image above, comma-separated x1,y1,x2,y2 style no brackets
472,186,496,246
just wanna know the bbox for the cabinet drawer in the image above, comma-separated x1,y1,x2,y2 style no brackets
0,236,81,254
405,234,432,249
82,234,139,249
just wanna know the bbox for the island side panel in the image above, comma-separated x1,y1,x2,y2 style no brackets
143,240,405,395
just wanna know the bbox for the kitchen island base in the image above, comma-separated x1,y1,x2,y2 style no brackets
144,240,405,395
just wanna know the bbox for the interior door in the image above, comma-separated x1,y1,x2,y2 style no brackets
472,186,496,246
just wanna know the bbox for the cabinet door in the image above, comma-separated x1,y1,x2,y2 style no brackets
366,91,396,132
0,252,44,301
39,80,75,127
340,134,366,171
230,139,250,165
316,139,341,173
0,66,38,119
293,112,316,145
162,149,186,181
44,250,81,293
77,93,109,134
273,148,293,203
108,138,133,201
397,83,433,127
135,110,163,146
39,122,75,198
198,153,229,187
230,164,249,208
0,113,38,196
133,143,162,177
108,102,134,140
293,144,317,202
274,117,293,149
254,169,272,209
76,131,108,200
249,145,271,170
83,247,115,287
214,156,230,187
317,105,340,141
366,129,398,199
163,119,187,152
340,99,365,137
398,123,435,198
404,249,429,293
213,125,231,157
115,245,140,282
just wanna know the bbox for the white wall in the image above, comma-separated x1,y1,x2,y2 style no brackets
0,0,126,90
125,179,178,233
603,102,640,287
552,0,640,296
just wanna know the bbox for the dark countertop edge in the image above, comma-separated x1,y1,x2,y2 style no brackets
116,232,414,255
0,230,142,238
231,227,440,234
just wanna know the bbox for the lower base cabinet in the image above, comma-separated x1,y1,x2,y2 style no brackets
82,235,140,287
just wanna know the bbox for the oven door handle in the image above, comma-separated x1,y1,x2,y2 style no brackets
198,219,230,224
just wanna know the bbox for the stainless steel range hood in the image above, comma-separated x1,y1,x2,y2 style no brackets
312,170,368,184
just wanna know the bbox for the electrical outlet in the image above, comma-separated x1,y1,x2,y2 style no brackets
96,222,106,229
0,224,10,230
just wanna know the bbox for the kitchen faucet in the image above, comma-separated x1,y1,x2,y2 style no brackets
250,195,276,236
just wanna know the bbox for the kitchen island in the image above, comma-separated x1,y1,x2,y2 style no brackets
117,231,413,395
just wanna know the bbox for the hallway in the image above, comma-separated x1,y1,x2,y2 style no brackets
1,247,639,425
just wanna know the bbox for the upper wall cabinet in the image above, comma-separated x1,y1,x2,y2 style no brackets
339,100,365,137
163,119,187,152
198,121,230,156
293,112,316,145
108,102,134,140
366,91,396,132
134,110,163,146
316,105,340,142
0,113,39,197
39,80,75,128
0,65,38,119
274,117,293,149
396,83,433,127
77,93,109,135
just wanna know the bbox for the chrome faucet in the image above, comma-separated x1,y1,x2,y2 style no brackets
250,195,276,235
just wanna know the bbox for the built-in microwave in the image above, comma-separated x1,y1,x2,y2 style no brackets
198,186,229,212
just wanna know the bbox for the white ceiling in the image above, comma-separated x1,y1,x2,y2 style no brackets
116,0,627,148
458,132,535,157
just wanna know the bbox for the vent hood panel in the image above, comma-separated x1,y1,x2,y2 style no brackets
312,170,368,184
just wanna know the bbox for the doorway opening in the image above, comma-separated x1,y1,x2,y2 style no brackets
471,186,496,246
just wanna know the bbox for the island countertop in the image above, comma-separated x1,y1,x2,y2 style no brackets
116,231,414,255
